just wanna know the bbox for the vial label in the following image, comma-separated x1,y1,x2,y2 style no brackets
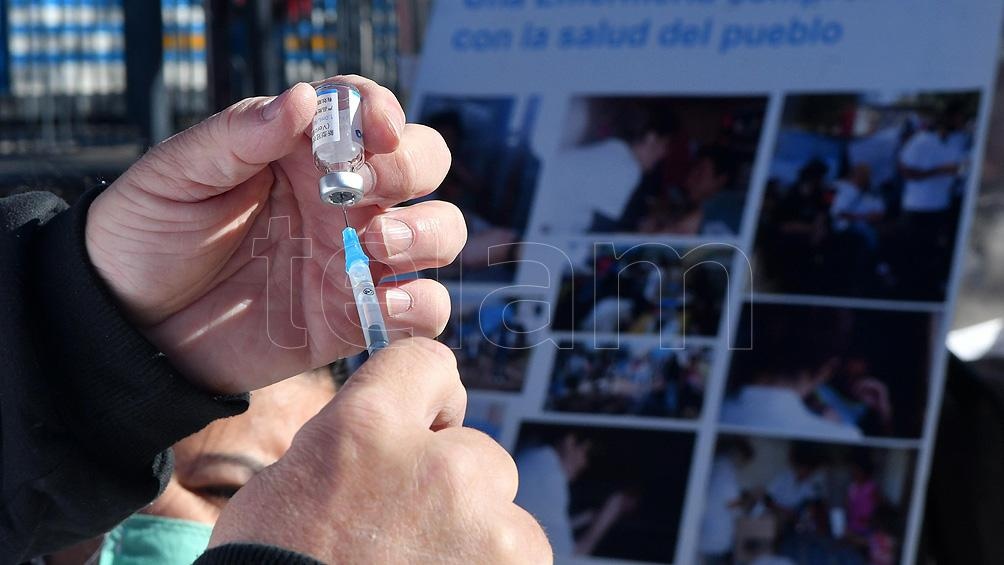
313,92,340,144
349,88,362,142
312,84,365,174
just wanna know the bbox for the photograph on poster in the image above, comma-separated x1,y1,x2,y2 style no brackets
544,339,711,420
698,434,916,565
439,293,544,392
721,304,937,441
552,243,733,340
464,397,507,442
755,90,981,302
533,95,766,237
415,94,541,282
514,422,694,564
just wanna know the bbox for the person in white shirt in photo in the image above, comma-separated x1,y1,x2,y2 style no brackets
897,102,970,298
514,431,636,558
899,109,967,216
766,447,828,516
830,164,886,252
699,439,755,565
720,357,863,441
829,163,892,291
538,105,675,234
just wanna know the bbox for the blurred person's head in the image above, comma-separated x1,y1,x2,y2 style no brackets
789,442,827,480
153,366,341,523
935,100,967,135
843,356,872,379
650,373,668,392
69,363,344,565
751,353,839,399
618,104,677,172
796,159,829,195
849,163,872,191
719,437,755,468
684,146,737,203
555,433,594,481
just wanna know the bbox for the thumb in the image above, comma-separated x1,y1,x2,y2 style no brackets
333,337,467,431
128,82,316,201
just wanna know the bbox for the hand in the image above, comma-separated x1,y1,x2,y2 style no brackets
208,338,552,564
596,491,637,527
852,377,893,422
85,77,463,393
574,491,637,556
812,356,841,384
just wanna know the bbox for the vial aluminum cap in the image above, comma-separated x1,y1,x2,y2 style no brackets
319,171,365,207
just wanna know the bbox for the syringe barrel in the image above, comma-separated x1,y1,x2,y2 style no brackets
347,262,390,354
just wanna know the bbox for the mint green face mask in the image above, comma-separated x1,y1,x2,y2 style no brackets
99,514,214,565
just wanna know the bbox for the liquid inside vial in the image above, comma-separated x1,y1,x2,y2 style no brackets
312,83,365,174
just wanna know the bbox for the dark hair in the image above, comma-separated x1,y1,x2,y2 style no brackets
696,145,739,184
745,341,824,385
798,158,829,183
521,427,592,456
929,100,965,134
789,442,828,469
535,427,580,448
942,99,968,120
720,436,755,461
617,102,678,143
850,449,876,476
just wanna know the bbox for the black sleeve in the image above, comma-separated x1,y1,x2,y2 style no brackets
0,190,249,562
195,544,326,565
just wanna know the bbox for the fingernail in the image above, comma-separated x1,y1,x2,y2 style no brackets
262,87,291,121
367,217,415,259
384,109,404,140
386,288,413,318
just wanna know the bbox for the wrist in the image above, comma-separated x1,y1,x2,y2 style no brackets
83,184,153,325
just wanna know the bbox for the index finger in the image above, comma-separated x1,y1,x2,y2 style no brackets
309,74,405,154
336,337,466,432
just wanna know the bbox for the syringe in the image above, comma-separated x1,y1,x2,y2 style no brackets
342,216,390,355
310,81,388,353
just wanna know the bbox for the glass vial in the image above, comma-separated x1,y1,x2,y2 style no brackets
312,82,365,206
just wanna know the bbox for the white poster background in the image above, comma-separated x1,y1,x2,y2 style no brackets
410,2,1004,564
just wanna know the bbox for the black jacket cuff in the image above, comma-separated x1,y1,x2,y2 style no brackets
29,187,250,473
195,544,327,565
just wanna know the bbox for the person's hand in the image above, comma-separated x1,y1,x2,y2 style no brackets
852,377,893,423
85,77,463,393
207,338,552,564
812,356,841,384
596,491,638,525
574,490,637,556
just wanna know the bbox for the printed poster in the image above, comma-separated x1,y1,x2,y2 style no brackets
409,3,1003,564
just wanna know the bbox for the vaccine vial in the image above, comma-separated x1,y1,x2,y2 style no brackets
312,82,365,206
